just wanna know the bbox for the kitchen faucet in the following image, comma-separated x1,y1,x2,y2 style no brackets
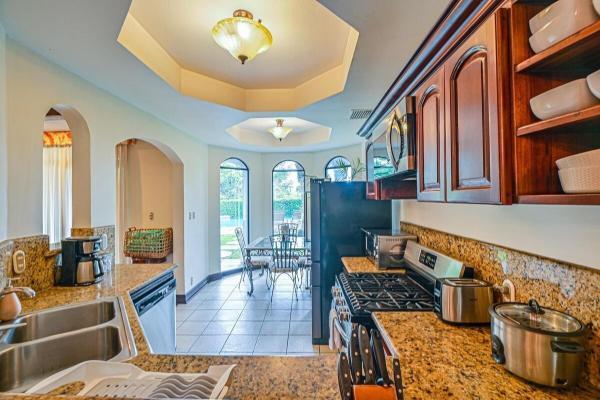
0,279,36,322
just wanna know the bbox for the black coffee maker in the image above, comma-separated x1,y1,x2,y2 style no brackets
56,236,105,286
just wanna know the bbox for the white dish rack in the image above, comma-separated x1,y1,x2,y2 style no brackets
25,361,236,399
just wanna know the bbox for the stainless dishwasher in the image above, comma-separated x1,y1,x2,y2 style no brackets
131,271,176,354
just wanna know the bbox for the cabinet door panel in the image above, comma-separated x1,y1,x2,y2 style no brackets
416,67,445,202
445,14,505,204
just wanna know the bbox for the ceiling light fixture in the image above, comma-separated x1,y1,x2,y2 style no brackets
269,119,292,141
211,9,273,65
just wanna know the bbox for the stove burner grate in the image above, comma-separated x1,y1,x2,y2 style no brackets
340,272,434,313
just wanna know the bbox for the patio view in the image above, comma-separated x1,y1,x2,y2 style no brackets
219,159,249,271
272,161,305,237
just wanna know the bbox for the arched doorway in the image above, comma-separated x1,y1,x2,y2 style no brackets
42,105,91,243
115,138,184,269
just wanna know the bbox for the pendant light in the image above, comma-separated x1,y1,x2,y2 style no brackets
211,9,273,65
269,119,292,141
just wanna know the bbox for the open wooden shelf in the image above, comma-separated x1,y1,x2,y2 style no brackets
516,104,600,136
516,20,600,73
518,193,600,205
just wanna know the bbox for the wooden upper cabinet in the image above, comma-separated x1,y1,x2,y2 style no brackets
444,11,511,204
415,67,446,202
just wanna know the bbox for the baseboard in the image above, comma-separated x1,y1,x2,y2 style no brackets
176,266,255,304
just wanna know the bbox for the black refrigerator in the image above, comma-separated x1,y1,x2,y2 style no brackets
309,179,391,345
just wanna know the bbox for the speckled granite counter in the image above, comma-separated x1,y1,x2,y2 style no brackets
341,257,405,274
373,312,600,400
0,264,338,400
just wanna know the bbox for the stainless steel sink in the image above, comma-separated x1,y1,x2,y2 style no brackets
0,297,137,393
0,300,115,344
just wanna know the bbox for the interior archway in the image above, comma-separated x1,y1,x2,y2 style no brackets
114,138,184,274
42,105,91,243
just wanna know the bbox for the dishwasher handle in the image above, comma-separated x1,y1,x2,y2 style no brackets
132,274,176,317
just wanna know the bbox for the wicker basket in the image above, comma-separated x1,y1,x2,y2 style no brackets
124,228,173,260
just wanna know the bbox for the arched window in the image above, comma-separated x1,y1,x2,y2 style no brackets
220,158,249,272
272,160,305,236
325,156,352,182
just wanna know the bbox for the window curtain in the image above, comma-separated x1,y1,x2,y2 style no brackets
43,145,72,244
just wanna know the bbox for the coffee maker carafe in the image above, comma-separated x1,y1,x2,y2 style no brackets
56,236,105,286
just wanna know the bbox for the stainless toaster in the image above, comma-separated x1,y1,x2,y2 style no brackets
434,278,493,324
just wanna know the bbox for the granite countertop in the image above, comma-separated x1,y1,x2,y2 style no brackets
341,257,405,274
372,312,600,400
0,264,338,400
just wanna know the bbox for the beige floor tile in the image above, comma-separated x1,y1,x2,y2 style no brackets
187,309,218,321
221,335,259,353
189,335,228,354
289,321,312,336
177,321,209,335
254,335,288,354
203,321,236,335
287,335,318,354
175,335,199,352
260,321,290,335
231,320,263,335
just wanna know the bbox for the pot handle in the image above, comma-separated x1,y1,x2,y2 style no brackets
551,341,585,354
528,299,545,315
491,335,505,364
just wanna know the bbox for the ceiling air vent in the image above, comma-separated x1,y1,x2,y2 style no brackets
349,108,372,120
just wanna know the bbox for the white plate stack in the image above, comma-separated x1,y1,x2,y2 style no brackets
529,0,600,53
556,149,600,193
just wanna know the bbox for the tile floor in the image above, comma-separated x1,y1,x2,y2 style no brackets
176,272,333,356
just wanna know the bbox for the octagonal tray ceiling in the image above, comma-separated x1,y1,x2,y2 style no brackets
227,117,331,148
118,0,359,112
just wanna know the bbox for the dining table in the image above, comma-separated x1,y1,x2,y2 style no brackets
243,235,311,296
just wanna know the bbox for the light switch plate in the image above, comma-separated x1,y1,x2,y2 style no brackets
12,250,26,274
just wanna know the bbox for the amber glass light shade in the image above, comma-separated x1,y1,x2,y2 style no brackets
212,9,273,64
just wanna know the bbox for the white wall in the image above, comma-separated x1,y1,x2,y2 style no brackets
207,144,362,274
397,200,600,269
4,39,208,294
0,24,7,240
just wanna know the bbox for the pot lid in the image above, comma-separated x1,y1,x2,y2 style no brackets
493,299,584,334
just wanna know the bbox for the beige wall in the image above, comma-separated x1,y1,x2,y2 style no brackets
396,200,600,270
207,144,362,274
125,141,173,229
0,25,7,240
4,38,208,294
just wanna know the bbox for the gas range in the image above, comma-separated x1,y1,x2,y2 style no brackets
331,241,472,342
332,272,434,329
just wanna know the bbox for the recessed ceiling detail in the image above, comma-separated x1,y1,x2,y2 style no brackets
118,0,359,112
227,117,331,148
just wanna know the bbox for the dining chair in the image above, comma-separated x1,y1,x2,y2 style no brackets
277,222,298,237
269,234,300,301
234,227,270,288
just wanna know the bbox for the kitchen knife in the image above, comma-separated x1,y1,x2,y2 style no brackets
348,324,364,384
370,329,391,386
337,351,354,400
358,325,376,385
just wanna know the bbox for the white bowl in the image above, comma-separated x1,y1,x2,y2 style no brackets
558,166,600,193
556,149,600,169
587,69,600,99
594,0,600,15
530,0,596,34
530,78,599,120
529,1,599,53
